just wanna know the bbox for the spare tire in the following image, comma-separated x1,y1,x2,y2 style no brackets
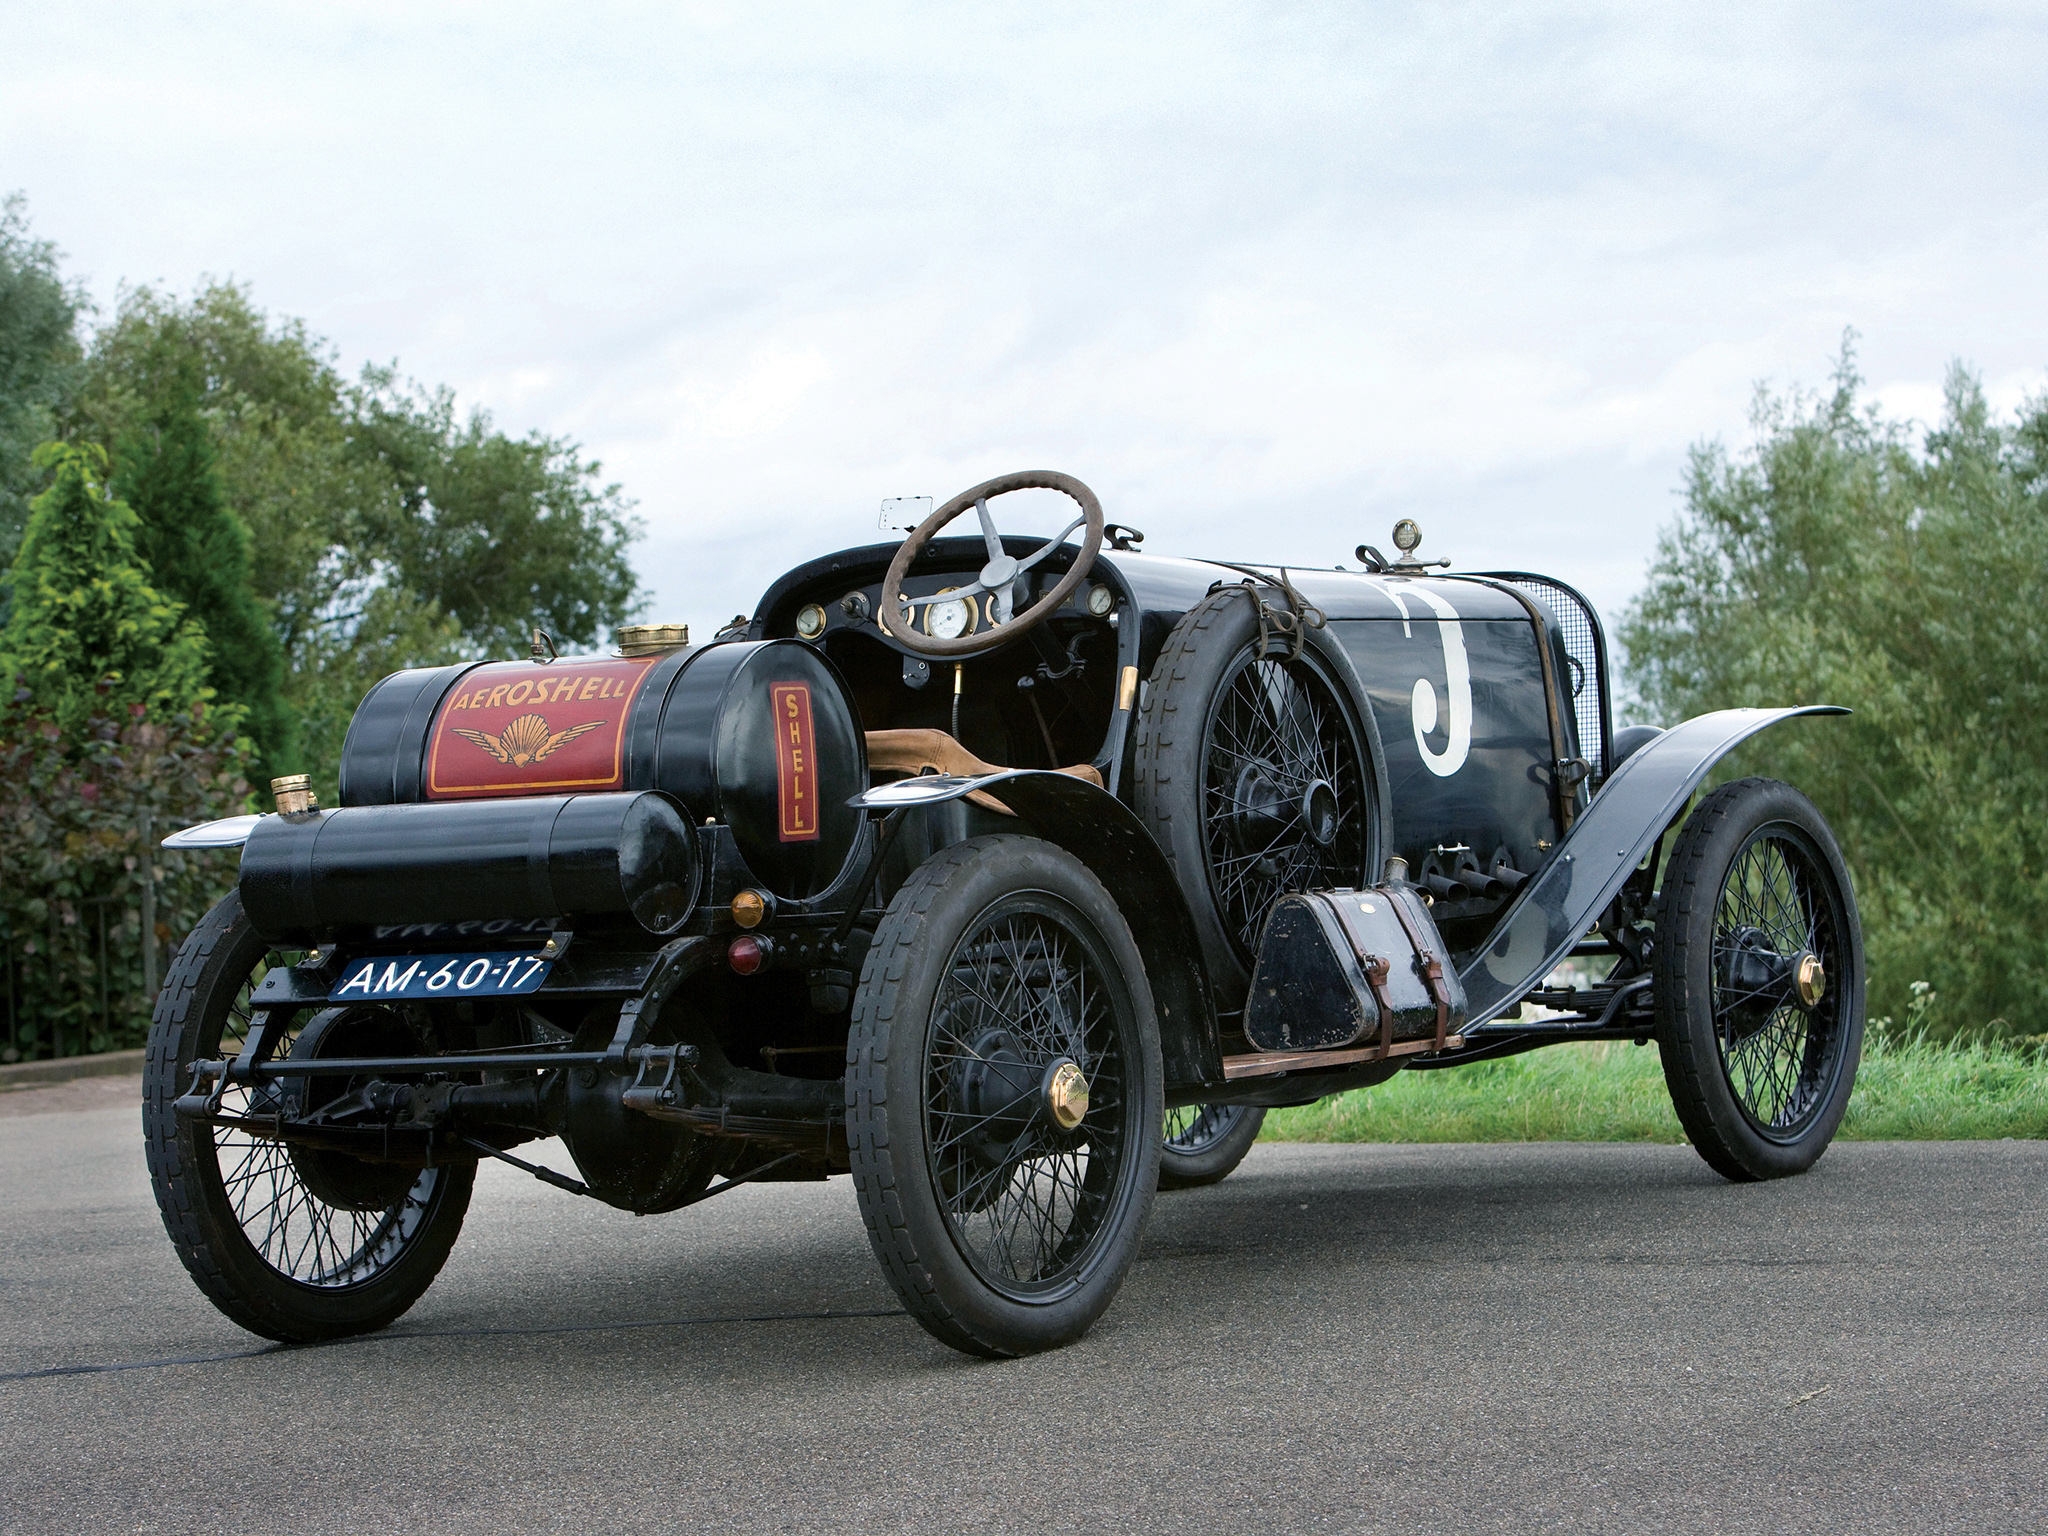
1130,589,1385,1007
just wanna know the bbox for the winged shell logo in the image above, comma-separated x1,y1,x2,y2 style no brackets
452,713,607,767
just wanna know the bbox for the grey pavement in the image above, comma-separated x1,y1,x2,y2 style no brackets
0,1078,2042,1534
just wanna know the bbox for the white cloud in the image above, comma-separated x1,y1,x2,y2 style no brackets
4,0,2045,641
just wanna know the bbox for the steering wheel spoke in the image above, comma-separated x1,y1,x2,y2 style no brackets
1013,515,1090,573
974,497,1006,563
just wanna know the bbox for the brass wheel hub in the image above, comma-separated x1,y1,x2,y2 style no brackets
1794,951,1827,1010
1044,1058,1089,1131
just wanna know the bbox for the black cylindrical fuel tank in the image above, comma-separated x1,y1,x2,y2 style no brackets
238,792,697,945
336,639,866,901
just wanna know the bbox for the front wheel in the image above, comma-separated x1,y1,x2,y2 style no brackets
1159,1104,1265,1189
142,892,474,1342
1654,778,1865,1182
847,835,1164,1356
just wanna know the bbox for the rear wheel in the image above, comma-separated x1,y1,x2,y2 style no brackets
142,893,473,1342
847,835,1163,1356
1159,1103,1265,1189
1654,778,1864,1182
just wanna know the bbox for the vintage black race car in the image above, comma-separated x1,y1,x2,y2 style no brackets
145,471,1863,1356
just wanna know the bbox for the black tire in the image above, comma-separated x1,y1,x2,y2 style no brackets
1654,778,1865,1182
142,892,474,1342
1132,590,1380,1004
847,835,1163,1356
1158,1104,1265,1189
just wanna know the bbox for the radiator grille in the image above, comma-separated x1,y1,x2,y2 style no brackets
1484,574,1612,791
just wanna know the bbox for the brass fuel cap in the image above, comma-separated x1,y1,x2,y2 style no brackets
1044,1058,1090,1131
1794,952,1828,1009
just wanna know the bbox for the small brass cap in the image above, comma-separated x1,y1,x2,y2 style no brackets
270,775,318,816
615,623,691,657
1795,952,1827,1009
1045,1059,1089,1131
730,890,770,929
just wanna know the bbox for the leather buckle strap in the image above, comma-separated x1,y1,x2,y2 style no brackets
1385,892,1453,1049
1324,895,1397,1052
1361,953,1395,1053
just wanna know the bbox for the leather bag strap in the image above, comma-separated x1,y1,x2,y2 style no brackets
1385,890,1453,1049
1321,894,1397,1053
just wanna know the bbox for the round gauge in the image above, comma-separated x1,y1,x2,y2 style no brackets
923,588,978,640
795,603,828,640
1085,582,1115,617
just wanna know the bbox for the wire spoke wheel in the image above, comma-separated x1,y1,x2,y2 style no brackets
925,905,1131,1299
1708,827,1846,1137
849,835,1163,1356
1158,1101,1265,1189
1201,648,1369,960
1654,778,1864,1182
143,893,473,1341
1163,1104,1241,1154
1133,591,1383,1007
208,975,443,1289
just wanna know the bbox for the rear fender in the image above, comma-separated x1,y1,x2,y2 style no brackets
1460,705,1849,1026
853,771,1221,1092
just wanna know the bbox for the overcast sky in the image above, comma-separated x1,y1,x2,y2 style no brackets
6,2,2045,640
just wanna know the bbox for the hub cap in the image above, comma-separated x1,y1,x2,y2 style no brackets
1045,1058,1089,1130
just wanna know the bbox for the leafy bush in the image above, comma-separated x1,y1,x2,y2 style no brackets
1620,344,2048,1040
0,701,249,1059
0,443,249,1059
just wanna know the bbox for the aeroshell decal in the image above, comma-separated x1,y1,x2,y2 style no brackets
425,656,658,799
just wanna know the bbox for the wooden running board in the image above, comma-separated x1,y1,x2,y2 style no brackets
1221,1034,1466,1081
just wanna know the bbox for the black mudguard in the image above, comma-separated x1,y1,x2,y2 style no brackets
1459,705,1848,1026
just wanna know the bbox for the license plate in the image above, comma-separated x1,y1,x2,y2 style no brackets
329,951,554,1002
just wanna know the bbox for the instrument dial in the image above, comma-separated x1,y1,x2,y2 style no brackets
923,589,977,640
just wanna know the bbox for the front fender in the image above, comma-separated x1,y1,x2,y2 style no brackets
1459,705,1849,1027
853,770,1222,1093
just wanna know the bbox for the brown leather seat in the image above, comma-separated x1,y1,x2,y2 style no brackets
864,728,1102,815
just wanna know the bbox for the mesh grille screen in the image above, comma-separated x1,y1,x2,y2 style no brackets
1492,576,1608,790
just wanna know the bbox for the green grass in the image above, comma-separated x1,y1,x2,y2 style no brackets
1258,1033,2048,1144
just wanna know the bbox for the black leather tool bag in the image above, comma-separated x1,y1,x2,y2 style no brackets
1243,885,1468,1053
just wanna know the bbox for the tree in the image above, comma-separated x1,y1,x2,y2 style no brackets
1621,343,2048,1039
350,369,643,659
0,443,220,734
0,193,85,575
67,283,644,799
0,444,252,1058
112,355,294,777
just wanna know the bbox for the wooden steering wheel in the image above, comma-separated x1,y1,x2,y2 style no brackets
877,471,1105,658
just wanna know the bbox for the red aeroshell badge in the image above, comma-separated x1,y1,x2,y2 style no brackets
426,657,657,799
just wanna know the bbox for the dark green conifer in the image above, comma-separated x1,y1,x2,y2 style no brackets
0,442,223,736
112,358,294,776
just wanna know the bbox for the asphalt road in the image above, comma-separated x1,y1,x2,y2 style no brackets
1,1078,2042,1535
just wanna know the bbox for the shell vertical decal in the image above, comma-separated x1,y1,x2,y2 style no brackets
772,682,821,841
426,656,658,798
